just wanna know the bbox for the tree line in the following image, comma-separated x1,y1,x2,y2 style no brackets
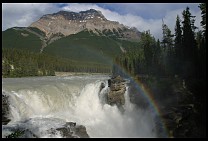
113,4,206,81
2,48,111,78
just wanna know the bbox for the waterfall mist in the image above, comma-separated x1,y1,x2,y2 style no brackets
2,76,157,138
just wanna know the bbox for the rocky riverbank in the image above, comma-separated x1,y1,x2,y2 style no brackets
2,92,11,125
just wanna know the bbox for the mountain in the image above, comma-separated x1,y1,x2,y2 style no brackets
2,9,141,72
30,9,141,42
2,27,44,52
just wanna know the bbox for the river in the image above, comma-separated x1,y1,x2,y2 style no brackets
2,75,157,138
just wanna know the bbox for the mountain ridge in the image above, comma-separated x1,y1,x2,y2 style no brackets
29,9,141,42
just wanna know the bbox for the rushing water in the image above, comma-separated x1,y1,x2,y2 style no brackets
2,75,157,138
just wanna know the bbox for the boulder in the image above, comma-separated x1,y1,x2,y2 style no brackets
107,75,126,106
56,127,74,138
56,122,89,138
74,125,90,138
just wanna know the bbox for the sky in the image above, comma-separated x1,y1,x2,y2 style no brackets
2,3,202,40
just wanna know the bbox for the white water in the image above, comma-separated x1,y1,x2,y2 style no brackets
2,75,157,138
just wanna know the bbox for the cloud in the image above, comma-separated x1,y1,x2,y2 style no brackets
97,3,201,19
61,3,202,40
2,3,202,40
2,3,59,31
162,8,202,38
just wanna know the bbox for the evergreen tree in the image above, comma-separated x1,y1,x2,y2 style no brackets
174,15,183,59
174,15,183,74
162,19,174,50
2,58,10,77
161,20,174,75
153,39,162,75
198,3,206,37
141,30,154,74
198,3,206,78
181,7,198,78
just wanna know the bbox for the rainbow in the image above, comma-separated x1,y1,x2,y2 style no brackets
113,63,170,138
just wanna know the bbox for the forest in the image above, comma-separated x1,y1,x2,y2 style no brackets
2,48,111,78
113,4,206,137
114,6,206,79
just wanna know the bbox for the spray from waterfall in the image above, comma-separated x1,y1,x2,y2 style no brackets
2,76,157,138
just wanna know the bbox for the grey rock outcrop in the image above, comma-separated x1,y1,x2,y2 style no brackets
107,75,126,107
55,122,89,138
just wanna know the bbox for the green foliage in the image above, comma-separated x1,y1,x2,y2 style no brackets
141,30,154,74
2,47,112,78
174,15,183,74
2,48,55,77
198,3,206,36
181,7,198,78
28,27,46,37
113,30,158,76
2,28,42,53
6,129,25,138
161,22,174,50
44,30,128,66
161,22,175,75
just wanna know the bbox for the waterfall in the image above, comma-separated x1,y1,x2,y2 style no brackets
2,76,156,138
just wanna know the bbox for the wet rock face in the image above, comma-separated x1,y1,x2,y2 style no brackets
2,93,11,125
107,75,126,106
99,82,105,92
32,122,90,138
56,122,89,138
4,122,89,138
